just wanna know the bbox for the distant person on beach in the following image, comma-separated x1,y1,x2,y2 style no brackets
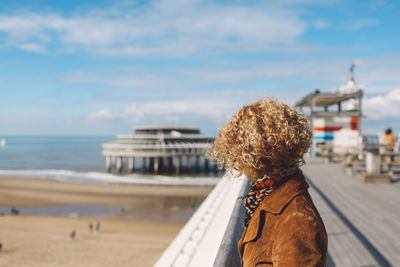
210,98,327,266
95,221,100,232
10,207,19,215
70,229,76,240
89,222,93,233
383,128,397,152
0,241,2,252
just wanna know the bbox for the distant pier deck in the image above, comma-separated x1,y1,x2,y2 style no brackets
156,157,400,266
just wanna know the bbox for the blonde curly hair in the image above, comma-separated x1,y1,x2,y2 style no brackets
209,98,312,179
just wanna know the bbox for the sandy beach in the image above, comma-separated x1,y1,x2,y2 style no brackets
0,177,213,266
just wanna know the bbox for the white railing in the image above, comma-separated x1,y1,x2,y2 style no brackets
117,133,215,140
154,173,249,267
103,143,213,149
102,142,213,157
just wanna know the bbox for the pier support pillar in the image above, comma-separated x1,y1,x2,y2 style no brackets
204,158,209,173
128,157,135,173
167,157,173,173
106,156,111,173
116,156,122,173
142,157,147,173
195,155,200,172
149,157,154,173
176,156,182,174
154,157,159,174
186,156,191,172
122,157,126,170
159,157,164,172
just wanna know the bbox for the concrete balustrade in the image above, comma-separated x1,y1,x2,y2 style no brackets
154,173,249,267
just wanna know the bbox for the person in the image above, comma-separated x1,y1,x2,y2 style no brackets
95,221,100,232
70,229,76,240
10,206,19,215
383,128,397,162
210,99,327,266
383,128,397,152
89,222,93,233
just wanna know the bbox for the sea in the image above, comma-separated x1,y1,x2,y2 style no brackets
0,136,220,186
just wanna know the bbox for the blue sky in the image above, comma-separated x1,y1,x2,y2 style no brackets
0,0,399,135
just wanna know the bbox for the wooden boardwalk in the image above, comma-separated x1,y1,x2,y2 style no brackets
302,157,400,267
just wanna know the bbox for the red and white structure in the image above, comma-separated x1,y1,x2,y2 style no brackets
295,80,363,155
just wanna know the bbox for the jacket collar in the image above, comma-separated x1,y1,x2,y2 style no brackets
258,171,309,215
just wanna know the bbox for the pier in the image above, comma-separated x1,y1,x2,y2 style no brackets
155,157,400,266
102,125,217,174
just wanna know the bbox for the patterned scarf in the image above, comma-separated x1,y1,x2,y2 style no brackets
243,168,300,228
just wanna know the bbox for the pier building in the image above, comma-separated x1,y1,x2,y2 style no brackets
295,80,363,156
102,125,216,174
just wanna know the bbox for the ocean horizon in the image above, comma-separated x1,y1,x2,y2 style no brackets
0,135,220,186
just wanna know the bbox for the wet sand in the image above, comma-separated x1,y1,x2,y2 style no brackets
0,177,213,266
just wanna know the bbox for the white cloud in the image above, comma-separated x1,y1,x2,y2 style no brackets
313,19,328,29
17,42,45,53
364,89,400,120
89,100,234,122
62,71,170,89
88,108,114,119
85,88,269,131
346,18,380,31
0,0,307,56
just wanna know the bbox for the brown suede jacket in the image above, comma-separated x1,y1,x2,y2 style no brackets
238,174,328,267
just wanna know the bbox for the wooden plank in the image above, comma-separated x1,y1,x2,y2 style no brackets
302,157,400,266
308,186,378,266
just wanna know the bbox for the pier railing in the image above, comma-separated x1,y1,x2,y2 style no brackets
102,142,212,157
316,144,398,183
154,173,249,267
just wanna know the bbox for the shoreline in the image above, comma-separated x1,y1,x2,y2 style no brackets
0,176,213,266
0,169,221,186
0,176,212,206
